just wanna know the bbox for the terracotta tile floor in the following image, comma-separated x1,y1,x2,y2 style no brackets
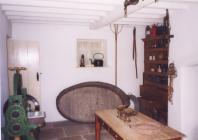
39,121,114,140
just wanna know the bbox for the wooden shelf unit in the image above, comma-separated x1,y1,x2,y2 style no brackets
143,80,168,90
139,29,173,124
147,47,168,52
144,71,167,77
145,60,168,64
142,35,174,42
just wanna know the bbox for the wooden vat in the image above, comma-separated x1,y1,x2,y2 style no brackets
56,82,130,123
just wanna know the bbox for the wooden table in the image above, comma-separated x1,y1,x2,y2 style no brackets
95,109,185,140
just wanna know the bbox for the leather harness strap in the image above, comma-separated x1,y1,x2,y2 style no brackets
133,27,138,79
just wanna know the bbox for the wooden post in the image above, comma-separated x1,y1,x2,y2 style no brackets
110,24,123,86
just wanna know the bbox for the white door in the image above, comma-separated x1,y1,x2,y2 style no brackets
7,39,41,104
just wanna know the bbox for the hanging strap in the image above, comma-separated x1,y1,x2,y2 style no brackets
133,27,138,79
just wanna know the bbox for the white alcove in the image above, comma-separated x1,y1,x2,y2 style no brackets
77,39,107,67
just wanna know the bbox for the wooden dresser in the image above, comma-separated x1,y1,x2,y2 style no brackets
139,12,174,124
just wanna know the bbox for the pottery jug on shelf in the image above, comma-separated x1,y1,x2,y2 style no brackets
89,53,104,67
150,24,157,37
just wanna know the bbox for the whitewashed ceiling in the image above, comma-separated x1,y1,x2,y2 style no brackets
0,0,197,29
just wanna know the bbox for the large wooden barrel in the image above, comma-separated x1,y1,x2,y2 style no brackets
56,82,130,123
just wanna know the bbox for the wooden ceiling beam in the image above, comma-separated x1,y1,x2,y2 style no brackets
113,21,150,26
160,0,198,3
128,13,164,19
90,0,156,29
0,0,114,11
148,1,189,10
1,5,107,16
118,17,163,23
5,11,100,20
137,8,166,15
11,19,90,26
1,0,195,27
114,20,158,25
38,0,124,5
7,15,95,22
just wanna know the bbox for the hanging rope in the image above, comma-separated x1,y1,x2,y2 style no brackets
133,27,138,79
110,24,123,86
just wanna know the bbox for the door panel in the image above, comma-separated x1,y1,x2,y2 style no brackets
7,39,41,104
26,42,40,104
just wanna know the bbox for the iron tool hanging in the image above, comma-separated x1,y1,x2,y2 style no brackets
110,24,123,86
124,0,158,17
168,63,177,104
124,0,139,17
133,27,138,79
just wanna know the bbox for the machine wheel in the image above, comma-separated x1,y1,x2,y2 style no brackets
3,95,40,114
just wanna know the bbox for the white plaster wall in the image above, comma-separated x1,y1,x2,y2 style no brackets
169,4,198,140
181,66,198,140
12,23,144,122
0,10,11,138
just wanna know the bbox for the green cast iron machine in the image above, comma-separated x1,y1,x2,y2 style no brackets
2,67,37,140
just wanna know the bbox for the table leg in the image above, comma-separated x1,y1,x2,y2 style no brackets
95,116,101,140
14,137,20,140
